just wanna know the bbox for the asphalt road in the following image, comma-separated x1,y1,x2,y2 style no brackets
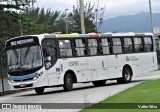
0,70,160,112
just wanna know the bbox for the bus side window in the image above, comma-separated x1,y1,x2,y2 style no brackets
88,39,98,56
144,37,153,52
74,39,86,56
112,38,123,54
100,38,110,55
134,37,144,52
124,38,133,53
59,39,73,57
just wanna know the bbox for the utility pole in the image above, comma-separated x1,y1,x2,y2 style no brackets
65,9,69,34
95,9,98,31
66,21,68,34
79,0,85,34
149,0,154,34
19,20,23,36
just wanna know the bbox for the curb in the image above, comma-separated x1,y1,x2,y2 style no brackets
0,91,17,96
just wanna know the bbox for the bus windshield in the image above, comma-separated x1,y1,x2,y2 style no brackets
7,45,42,72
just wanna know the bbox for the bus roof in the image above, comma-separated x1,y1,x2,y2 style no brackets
45,32,153,38
7,33,154,41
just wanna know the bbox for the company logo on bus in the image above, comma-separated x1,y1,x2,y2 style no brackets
126,56,130,61
69,61,79,66
126,56,139,61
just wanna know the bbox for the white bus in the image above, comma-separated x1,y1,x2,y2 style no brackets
4,33,158,94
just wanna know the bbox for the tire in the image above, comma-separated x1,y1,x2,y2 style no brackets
117,67,132,84
92,80,106,86
63,73,73,91
34,87,44,94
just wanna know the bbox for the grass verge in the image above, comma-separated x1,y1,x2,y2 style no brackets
81,80,160,112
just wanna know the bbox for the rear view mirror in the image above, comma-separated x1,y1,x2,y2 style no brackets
45,56,51,62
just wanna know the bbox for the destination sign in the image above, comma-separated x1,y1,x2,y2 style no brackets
10,38,34,46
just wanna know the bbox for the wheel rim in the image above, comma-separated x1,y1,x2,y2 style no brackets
124,70,131,81
67,77,72,88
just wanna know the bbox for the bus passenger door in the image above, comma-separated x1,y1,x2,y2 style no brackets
42,39,58,86
46,66,58,86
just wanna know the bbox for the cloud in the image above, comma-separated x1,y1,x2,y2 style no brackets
103,0,160,18
35,0,76,11
35,0,160,18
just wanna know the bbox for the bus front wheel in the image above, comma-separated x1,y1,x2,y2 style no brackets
34,87,44,94
63,73,73,91
117,67,132,84
92,80,106,86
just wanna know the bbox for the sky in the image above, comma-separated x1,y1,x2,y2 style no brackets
36,0,160,19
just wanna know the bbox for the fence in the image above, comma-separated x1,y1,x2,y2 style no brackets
157,51,160,65
0,56,9,93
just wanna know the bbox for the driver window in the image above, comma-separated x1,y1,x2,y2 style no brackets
42,39,57,70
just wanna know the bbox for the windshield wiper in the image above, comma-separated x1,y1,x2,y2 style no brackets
24,46,31,58
32,52,35,67
12,48,19,65
12,48,18,59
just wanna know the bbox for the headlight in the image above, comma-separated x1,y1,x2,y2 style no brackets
9,80,15,83
33,72,44,81
33,76,39,81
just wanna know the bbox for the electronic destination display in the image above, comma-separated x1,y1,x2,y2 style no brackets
6,36,39,47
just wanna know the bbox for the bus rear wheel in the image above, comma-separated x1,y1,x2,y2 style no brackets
34,87,44,94
63,73,73,91
92,80,106,86
117,67,132,84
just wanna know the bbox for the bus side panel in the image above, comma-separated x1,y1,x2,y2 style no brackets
58,57,92,83
87,56,109,81
124,54,135,74
141,52,156,74
124,53,142,76
130,53,143,76
108,55,125,79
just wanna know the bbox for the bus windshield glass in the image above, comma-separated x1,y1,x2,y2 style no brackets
7,45,42,71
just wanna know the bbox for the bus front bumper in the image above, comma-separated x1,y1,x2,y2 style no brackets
8,74,48,90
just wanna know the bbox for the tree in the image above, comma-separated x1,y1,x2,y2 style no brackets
22,17,51,34
0,0,37,11
93,0,105,31
61,0,105,33
24,7,61,33
0,0,37,53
